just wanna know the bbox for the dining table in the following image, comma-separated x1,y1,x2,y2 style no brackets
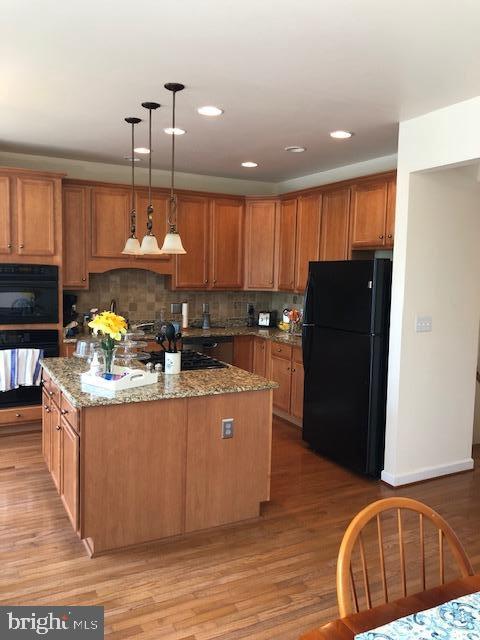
300,574,480,639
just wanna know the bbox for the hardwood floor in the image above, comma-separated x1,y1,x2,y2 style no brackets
1,418,479,639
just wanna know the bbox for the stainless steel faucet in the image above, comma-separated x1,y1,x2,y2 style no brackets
110,299,117,313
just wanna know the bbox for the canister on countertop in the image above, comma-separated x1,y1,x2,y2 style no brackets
182,302,189,329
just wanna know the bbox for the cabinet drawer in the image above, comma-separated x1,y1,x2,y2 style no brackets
0,405,42,426
270,342,292,360
60,394,79,433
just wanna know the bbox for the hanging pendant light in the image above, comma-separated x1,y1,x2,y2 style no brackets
140,101,162,255
160,83,186,255
122,116,142,254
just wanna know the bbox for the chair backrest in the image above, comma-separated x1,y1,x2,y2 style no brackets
336,497,474,617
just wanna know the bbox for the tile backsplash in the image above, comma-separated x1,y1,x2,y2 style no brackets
67,269,304,327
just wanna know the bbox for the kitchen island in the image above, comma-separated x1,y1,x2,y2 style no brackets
41,357,276,556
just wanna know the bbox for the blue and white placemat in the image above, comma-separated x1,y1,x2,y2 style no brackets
355,591,480,639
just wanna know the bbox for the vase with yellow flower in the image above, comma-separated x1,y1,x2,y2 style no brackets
88,311,127,377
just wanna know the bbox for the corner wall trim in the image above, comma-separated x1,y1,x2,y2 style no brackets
381,458,474,487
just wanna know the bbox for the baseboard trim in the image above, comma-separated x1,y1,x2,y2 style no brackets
381,458,474,487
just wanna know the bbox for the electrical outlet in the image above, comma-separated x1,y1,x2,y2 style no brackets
170,303,182,314
221,418,234,439
415,315,432,333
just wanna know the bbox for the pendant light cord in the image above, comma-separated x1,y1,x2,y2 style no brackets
130,121,135,235
147,106,153,233
169,91,177,228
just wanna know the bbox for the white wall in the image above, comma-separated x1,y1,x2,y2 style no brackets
473,340,480,445
383,95,480,486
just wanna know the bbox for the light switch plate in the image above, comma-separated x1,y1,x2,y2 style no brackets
415,315,432,333
221,418,234,439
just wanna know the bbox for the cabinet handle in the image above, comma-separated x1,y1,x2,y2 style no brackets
269,280,273,284
56,425,61,431
379,235,384,240
48,391,54,396
213,279,217,284
15,413,21,418
19,244,24,249
7,243,12,249
387,234,393,239
61,409,68,415
291,368,296,372
204,279,208,284
81,277,86,282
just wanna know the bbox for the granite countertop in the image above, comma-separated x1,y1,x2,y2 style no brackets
41,357,278,409
64,327,302,347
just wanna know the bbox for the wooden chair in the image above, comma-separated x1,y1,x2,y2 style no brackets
336,497,474,617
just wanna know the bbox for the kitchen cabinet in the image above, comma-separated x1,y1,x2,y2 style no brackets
270,351,292,413
385,179,396,247
233,336,254,372
290,347,304,420
50,402,62,492
252,336,267,377
16,176,57,257
90,185,130,258
210,198,244,289
174,195,210,288
294,193,322,292
60,417,79,530
277,198,298,291
0,176,12,255
320,188,351,261
42,390,52,471
244,199,277,289
63,184,89,288
350,177,396,249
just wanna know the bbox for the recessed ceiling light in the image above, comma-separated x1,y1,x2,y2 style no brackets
134,147,150,154
124,155,141,162
285,145,306,153
164,127,186,135
330,130,353,139
197,105,224,117
241,161,258,168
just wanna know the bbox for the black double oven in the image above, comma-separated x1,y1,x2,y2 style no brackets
0,264,59,408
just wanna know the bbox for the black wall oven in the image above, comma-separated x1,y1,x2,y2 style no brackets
0,264,59,325
0,330,59,408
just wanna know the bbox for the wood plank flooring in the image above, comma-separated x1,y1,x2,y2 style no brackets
1,418,479,639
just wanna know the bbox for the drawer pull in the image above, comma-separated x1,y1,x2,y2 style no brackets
19,244,24,249
15,413,21,418
48,391,54,396
56,425,61,431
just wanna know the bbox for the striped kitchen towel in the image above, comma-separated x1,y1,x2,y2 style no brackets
0,348,44,392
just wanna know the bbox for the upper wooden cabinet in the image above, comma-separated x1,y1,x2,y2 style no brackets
294,193,322,292
320,188,351,261
210,198,244,289
63,185,88,288
0,169,62,263
244,199,277,290
175,195,210,289
350,176,396,249
90,186,130,258
277,198,297,291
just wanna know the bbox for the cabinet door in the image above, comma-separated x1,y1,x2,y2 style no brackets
16,177,56,256
385,179,396,248
50,402,62,492
252,337,267,377
277,199,297,291
90,186,130,258
245,200,277,289
134,190,170,262
270,354,292,413
42,390,52,471
294,193,322,292
174,195,210,288
63,185,88,288
233,336,254,372
61,417,79,530
210,198,244,289
0,176,12,255
350,181,388,248
320,188,351,261
290,348,304,420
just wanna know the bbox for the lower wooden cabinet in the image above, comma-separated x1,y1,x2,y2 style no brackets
290,349,304,420
60,417,79,530
268,343,304,422
252,337,267,377
50,402,62,492
233,335,254,371
270,353,292,413
42,391,52,470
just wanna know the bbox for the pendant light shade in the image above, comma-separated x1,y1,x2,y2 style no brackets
160,83,187,255
139,101,162,255
122,116,142,255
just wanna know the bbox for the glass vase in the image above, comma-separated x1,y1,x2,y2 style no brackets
100,337,117,377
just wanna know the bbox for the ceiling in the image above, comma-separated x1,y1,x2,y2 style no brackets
2,0,480,182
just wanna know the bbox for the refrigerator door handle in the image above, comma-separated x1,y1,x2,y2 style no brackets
302,325,313,377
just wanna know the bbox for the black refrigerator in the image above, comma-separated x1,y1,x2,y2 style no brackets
302,259,392,478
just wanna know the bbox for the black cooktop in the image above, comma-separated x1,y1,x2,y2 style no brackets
145,350,228,371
